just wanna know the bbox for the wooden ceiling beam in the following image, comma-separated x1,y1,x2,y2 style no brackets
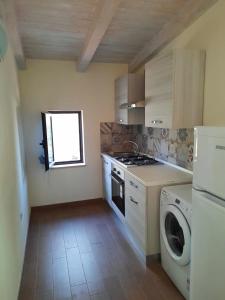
129,0,218,73
2,0,26,69
77,0,121,72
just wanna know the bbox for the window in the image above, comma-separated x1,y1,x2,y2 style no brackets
41,111,84,170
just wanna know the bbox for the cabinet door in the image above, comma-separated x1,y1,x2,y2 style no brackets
115,94,128,124
145,51,174,128
102,157,112,206
125,189,146,252
115,76,128,124
115,75,128,100
172,49,205,128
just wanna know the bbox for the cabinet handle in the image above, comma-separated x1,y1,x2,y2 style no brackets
152,120,163,124
129,181,138,189
130,196,138,205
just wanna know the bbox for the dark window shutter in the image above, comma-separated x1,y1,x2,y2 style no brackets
41,112,54,171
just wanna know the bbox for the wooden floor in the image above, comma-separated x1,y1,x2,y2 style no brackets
19,200,184,300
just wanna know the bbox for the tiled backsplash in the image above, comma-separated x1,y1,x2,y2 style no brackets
100,122,194,171
100,122,138,153
136,126,194,171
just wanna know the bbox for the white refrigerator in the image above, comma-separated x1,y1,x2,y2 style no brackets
191,127,225,300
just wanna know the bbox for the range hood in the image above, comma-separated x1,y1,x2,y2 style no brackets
120,100,145,109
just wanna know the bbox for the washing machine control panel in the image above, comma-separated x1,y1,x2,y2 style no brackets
160,189,192,221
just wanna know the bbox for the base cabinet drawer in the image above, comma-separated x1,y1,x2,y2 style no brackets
126,173,146,195
125,190,146,252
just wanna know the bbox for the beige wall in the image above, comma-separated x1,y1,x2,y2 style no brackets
19,60,127,206
159,0,225,126
0,45,30,299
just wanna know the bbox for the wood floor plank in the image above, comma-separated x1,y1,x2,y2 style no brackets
90,292,111,300
66,247,86,286
19,261,37,300
87,278,106,296
36,252,53,293
90,243,115,279
35,289,54,300
53,257,69,286
54,284,72,300
80,252,102,282
85,222,103,246
73,220,92,254
119,272,147,300
71,283,91,300
96,223,116,249
134,270,164,300
24,216,40,265
149,263,184,300
103,276,127,300
63,219,78,249
51,221,66,259
53,258,72,300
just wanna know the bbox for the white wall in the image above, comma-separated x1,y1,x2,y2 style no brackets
0,45,29,299
19,60,127,206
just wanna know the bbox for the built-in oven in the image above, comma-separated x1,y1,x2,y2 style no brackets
111,164,125,216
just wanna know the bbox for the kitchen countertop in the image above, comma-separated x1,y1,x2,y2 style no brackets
125,164,192,186
102,153,192,187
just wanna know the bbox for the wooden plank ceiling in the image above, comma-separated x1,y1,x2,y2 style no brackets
12,0,217,70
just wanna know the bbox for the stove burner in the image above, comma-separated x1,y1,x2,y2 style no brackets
116,157,131,163
114,154,158,166
124,161,134,165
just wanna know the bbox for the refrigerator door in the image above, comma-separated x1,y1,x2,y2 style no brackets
190,189,225,300
193,127,225,200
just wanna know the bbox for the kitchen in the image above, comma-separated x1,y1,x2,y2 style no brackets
0,1,225,300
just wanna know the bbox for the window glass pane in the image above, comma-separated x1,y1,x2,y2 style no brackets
51,113,81,162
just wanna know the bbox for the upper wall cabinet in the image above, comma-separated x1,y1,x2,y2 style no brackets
145,49,206,129
115,74,145,125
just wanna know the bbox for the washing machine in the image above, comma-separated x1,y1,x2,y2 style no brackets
160,184,192,299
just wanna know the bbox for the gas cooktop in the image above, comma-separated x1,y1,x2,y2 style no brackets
110,153,159,167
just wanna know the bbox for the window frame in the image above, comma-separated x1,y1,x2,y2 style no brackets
41,110,85,170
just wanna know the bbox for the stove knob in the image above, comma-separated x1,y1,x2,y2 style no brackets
113,168,116,171
117,171,120,175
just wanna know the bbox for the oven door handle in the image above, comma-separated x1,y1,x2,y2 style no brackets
111,174,123,185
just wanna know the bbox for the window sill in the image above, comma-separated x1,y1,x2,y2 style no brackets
51,162,86,169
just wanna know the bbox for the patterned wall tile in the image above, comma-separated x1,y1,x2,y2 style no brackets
100,133,112,153
100,122,112,134
100,122,138,154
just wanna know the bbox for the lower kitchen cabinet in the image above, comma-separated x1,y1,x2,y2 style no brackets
102,155,112,206
101,154,192,265
125,173,162,263
125,188,147,252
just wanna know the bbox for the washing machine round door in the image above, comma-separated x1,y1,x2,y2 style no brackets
161,204,191,266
